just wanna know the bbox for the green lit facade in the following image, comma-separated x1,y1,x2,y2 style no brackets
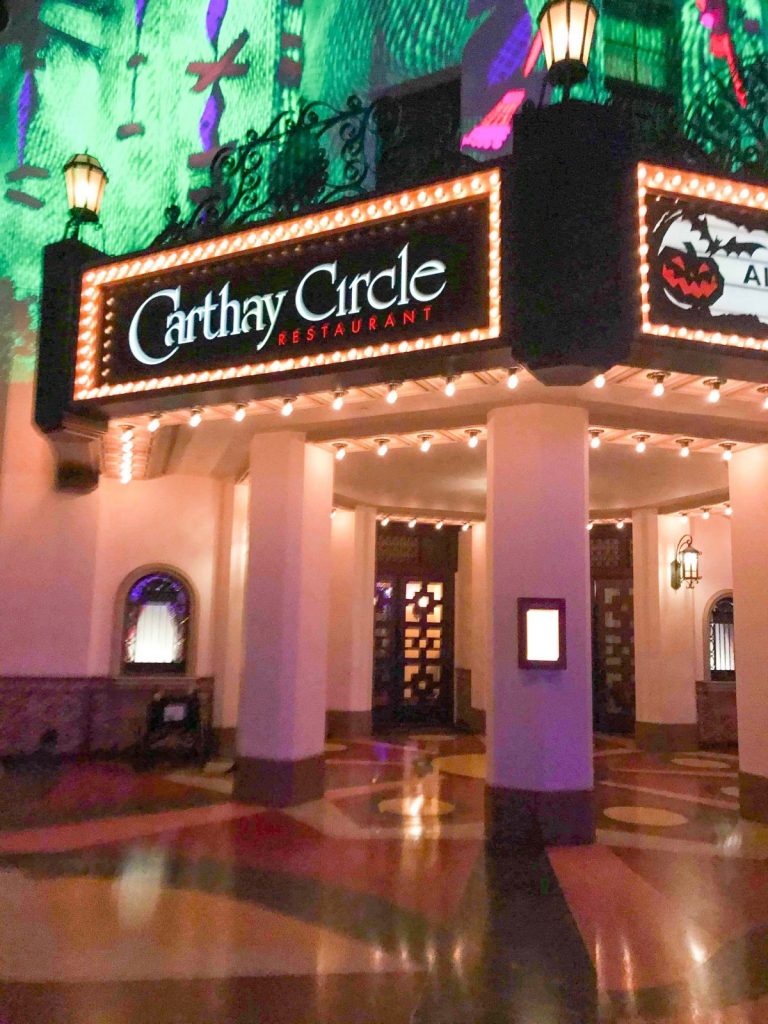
1,0,767,383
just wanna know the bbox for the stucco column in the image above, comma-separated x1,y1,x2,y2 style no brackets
326,505,377,738
729,446,768,823
485,404,594,848
235,432,334,806
632,509,698,751
471,521,489,721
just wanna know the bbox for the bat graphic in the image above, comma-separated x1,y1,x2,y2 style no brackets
690,214,765,257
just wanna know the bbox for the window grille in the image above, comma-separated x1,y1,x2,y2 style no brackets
709,596,735,681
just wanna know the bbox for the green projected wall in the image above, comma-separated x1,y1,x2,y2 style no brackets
0,0,479,382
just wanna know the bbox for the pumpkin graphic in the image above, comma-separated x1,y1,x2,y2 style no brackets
660,247,725,309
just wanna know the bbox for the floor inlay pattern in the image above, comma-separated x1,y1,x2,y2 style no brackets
1,735,766,1022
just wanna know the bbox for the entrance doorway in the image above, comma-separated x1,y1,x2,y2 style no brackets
372,523,457,729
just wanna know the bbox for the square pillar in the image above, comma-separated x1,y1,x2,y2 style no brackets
326,505,377,738
485,404,594,849
729,446,768,822
632,510,698,751
235,433,334,806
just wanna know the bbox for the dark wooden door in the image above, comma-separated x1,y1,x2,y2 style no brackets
372,522,458,729
373,573,454,727
590,525,635,733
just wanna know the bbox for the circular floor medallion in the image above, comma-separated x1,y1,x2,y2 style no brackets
603,805,688,828
378,796,455,818
324,742,348,753
672,756,731,770
721,785,739,798
432,753,487,780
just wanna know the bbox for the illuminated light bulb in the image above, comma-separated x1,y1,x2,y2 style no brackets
616,519,625,530
333,442,348,461
281,398,294,417
233,404,246,422
375,438,390,457
587,522,594,531
461,522,471,532
148,414,161,433
633,433,650,454
677,438,692,458
705,378,724,403
720,442,735,462
444,376,457,398
331,390,346,411
588,429,604,449
408,518,417,529
648,371,668,397
418,434,433,454
725,505,732,517
702,508,711,520
466,429,481,449
330,507,337,519
189,408,202,428
435,520,444,530
507,368,520,390
594,374,606,389
380,516,390,527
758,386,768,410
386,383,399,405
120,425,134,442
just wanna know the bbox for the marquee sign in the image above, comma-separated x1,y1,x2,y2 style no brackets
638,163,768,352
73,170,501,402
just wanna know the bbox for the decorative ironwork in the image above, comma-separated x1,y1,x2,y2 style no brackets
152,95,392,246
402,580,446,711
684,56,768,182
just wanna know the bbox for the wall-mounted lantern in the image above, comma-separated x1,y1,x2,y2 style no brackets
64,153,108,239
670,535,702,590
538,0,599,101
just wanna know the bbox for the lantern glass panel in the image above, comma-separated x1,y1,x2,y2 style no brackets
64,154,107,220
681,547,700,582
539,0,598,79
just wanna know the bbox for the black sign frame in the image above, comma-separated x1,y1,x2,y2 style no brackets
73,170,501,406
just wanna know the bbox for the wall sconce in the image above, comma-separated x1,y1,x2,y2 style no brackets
670,535,702,590
538,0,599,101
64,153,107,239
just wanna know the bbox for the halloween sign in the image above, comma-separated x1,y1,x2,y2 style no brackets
639,164,768,349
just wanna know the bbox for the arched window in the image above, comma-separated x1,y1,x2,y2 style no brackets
709,595,735,681
121,571,191,675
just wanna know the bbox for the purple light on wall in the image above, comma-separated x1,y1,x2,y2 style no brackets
135,0,148,31
487,12,533,85
206,0,228,49
199,84,224,150
17,72,36,165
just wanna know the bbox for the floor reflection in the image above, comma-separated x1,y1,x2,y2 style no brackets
0,734,766,1023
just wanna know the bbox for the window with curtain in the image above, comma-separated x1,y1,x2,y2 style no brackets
122,572,191,674
709,595,735,681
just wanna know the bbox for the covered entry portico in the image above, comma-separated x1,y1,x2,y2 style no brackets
31,108,768,845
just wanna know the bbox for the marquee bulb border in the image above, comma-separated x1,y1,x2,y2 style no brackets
637,162,768,353
74,170,502,403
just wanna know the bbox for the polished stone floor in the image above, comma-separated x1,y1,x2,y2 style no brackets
1,733,767,1022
